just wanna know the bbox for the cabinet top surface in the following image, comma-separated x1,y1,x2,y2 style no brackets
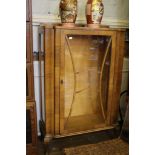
40,23,126,32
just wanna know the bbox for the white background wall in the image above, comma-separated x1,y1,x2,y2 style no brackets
32,0,129,27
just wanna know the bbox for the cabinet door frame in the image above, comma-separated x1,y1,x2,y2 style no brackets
55,29,117,135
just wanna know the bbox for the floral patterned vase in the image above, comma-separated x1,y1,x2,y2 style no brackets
86,0,104,28
59,0,77,27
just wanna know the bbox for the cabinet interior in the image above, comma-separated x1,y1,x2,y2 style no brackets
62,35,112,133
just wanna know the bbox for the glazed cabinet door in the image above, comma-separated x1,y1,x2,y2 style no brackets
55,29,117,135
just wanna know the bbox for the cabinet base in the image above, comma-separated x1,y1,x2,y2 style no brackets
44,127,115,143
54,126,114,138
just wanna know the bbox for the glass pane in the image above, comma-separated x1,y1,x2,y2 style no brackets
64,35,112,133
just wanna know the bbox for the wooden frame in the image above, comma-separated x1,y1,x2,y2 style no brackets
43,25,55,143
42,24,125,142
110,31,125,124
57,29,117,135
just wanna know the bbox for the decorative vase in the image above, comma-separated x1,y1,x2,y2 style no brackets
59,0,77,27
86,0,104,28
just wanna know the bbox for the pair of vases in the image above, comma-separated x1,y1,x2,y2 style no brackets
59,0,104,28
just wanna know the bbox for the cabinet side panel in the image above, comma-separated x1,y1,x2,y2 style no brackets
44,28,54,139
51,29,55,137
55,29,61,135
110,32,125,124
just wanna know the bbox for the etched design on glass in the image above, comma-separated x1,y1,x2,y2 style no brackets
99,37,112,120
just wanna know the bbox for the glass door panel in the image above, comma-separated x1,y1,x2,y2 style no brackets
63,35,112,133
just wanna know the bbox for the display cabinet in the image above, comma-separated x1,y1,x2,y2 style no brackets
40,24,125,142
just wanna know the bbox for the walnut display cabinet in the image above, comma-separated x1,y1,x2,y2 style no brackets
39,24,125,143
